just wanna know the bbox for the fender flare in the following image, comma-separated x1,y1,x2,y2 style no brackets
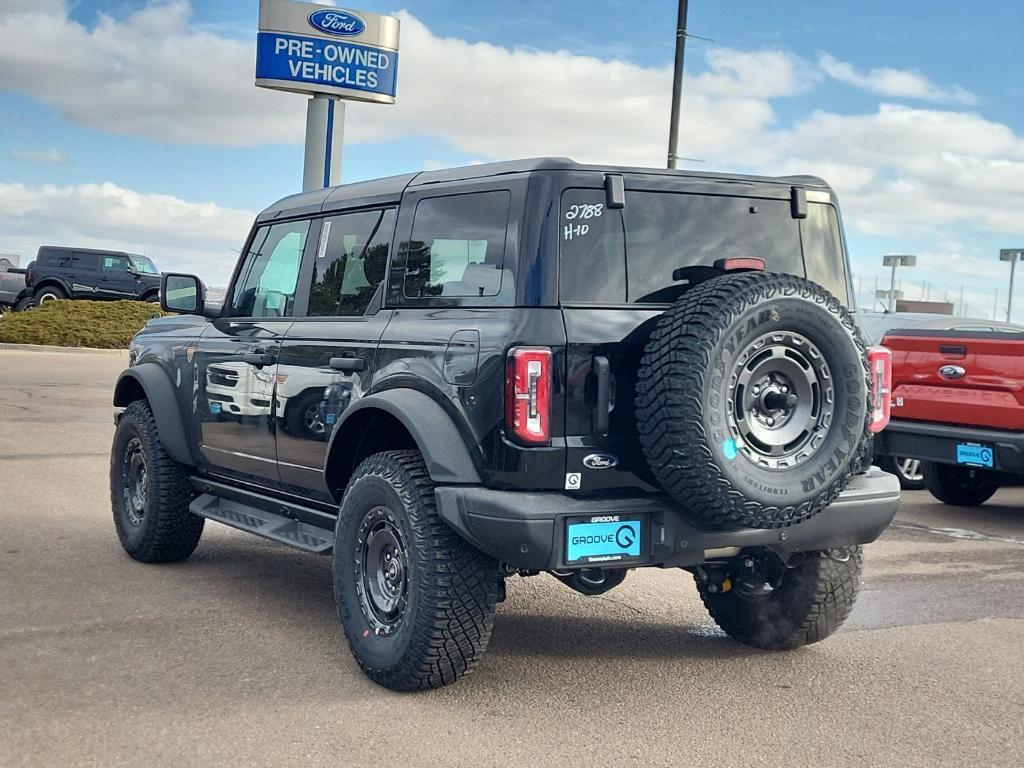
326,389,482,485
113,363,193,466
33,278,71,297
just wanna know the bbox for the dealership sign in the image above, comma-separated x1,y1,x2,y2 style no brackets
255,0,400,104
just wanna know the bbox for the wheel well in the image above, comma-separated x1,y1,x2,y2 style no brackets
113,376,146,407
34,280,66,296
324,409,417,501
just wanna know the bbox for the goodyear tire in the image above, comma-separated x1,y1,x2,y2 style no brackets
334,450,501,691
636,272,869,529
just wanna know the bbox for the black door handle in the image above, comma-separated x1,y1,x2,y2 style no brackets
330,356,366,372
592,356,611,436
242,351,275,368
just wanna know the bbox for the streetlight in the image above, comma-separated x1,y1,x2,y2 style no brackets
881,254,916,312
999,248,1024,322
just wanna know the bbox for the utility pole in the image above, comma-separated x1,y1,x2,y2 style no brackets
959,285,965,316
666,0,690,169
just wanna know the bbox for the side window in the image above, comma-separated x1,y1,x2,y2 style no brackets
404,190,510,300
307,208,396,317
102,255,132,273
72,252,99,270
559,189,625,303
230,219,310,318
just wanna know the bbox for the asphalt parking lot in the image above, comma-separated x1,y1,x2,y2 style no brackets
1,346,1022,768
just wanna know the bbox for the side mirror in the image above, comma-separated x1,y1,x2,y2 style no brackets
161,273,207,316
126,266,139,276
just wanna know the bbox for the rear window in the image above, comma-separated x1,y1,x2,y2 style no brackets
559,189,848,304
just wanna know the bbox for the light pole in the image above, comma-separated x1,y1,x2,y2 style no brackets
666,0,690,169
881,254,916,312
999,248,1024,322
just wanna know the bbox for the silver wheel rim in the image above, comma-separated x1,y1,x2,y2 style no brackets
897,457,923,482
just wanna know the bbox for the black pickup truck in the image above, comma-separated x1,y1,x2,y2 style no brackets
109,158,899,690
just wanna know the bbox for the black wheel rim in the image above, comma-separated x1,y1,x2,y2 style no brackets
727,331,835,469
121,437,148,526
355,506,409,636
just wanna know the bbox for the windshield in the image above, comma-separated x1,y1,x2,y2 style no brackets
559,189,849,305
130,255,159,274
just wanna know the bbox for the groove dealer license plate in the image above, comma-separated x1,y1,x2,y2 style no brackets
565,516,642,565
956,442,994,468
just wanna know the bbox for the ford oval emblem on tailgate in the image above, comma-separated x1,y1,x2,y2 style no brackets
308,9,366,36
938,364,966,380
583,453,619,470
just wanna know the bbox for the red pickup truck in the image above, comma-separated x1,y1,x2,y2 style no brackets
876,322,1024,506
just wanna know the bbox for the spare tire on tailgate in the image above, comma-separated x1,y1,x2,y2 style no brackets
636,272,869,529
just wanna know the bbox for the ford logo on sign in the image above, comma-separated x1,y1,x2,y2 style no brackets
583,453,619,470
938,364,966,380
308,9,366,37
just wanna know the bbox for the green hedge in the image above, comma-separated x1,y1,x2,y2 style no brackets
0,300,163,349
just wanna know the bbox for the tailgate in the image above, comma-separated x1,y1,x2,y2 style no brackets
883,329,1024,430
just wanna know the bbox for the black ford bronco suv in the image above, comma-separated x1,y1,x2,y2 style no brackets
109,159,899,691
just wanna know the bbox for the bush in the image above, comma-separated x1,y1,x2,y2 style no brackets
0,300,163,349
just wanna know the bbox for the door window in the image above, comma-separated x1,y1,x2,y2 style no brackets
230,219,310,318
307,208,396,317
404,191,510,300
102,255,132,273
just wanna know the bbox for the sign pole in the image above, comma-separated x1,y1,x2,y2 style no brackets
302,94,345,191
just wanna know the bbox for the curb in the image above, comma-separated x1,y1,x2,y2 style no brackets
0,342,128,355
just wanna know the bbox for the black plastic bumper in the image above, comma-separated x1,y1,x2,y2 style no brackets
877,419,1024,474
435,467,900,571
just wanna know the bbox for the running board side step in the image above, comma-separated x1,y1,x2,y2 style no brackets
189,489,335,554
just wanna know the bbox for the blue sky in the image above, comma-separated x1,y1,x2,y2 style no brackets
1,0,1022,314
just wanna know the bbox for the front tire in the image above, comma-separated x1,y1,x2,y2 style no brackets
334,450,501,691
110,400,203,563
696,548,862,650
922,461,999,506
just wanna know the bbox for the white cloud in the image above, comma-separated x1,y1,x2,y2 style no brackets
819,54,976,105
0,182,252,284
8,148,68,165
0,1,1022,297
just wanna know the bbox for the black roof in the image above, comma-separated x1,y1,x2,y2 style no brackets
257,157,832,222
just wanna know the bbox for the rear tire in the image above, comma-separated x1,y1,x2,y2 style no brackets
34,285,66,303
334,450,501,691
13,296,34,312
879,455,926,491
696,548,862,650
110,400,203,563
922,461,999,506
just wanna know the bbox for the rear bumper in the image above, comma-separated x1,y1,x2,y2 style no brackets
435,467,900,571
877,419,1024,474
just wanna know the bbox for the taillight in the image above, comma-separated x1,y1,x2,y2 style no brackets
867,345,892,433
505,347,552,445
